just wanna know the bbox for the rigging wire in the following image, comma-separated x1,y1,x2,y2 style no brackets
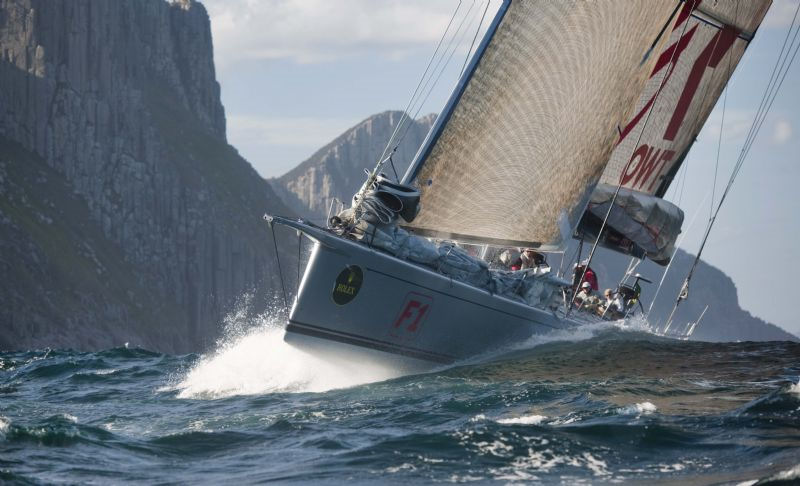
657,0,739,333
663,2,800,332
710,84,728,220
268,222,289,313
736,2,800,164
619,257,641,287
460,0,492,78
677,150,690,206
568,2,693,315
393,0,487,151
646,191,709,318
381,0,476,167
377,1,463,174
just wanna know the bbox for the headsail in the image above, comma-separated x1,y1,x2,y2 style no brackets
401,0,682,248
578,0,772,263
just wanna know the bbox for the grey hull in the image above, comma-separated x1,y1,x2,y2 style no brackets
273,217,580,372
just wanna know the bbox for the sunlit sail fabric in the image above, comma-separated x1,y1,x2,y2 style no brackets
579,0,770,263
401,0,681,248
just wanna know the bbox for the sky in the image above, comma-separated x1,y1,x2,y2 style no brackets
201,0,800,337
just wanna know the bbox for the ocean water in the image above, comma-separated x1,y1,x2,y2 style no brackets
1,315,799,485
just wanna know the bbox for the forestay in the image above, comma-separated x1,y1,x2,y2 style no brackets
401,0,681,248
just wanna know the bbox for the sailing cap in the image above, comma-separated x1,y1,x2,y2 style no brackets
581,282,591,289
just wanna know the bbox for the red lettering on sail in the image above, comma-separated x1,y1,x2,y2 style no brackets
646,150,675,192
620,144,675,191
618,2,739,147
617,4,698,144
664,25,738,140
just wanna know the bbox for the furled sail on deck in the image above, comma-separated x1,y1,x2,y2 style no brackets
401,0,682,248
577,0,771,264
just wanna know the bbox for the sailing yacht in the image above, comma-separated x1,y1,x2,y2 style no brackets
265,0,771,372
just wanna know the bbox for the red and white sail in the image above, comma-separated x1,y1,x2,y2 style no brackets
581,0,771,263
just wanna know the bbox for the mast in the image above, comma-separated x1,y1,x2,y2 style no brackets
402,1,511,185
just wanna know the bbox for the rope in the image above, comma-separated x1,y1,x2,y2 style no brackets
663,2,800,332
269,222,289,313
358,191,398,225
388,154,400,181
392,0,485,152
377,1,463,168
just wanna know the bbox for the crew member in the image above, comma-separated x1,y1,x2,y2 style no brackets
520,248,546,270
598,288,614,315
603,290,627,318
498,248,522,270
573,259,598,291
574,281,593,306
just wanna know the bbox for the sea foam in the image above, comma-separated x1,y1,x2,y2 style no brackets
174,301,400,397
496,414,547,425
617,402,658,415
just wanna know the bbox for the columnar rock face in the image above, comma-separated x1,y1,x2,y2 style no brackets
0,0,293,352
272,111,436,222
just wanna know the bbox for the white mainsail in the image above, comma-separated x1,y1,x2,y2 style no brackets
581,0,771,263
402,0,682,248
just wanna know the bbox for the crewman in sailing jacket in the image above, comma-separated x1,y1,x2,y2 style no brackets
520,248,546,269
573,260,598,291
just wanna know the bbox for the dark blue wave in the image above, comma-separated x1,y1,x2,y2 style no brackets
1,332,798,483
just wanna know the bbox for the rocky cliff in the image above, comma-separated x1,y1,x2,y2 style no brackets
272,110,796,343
271,111,435,222
0,0,294,352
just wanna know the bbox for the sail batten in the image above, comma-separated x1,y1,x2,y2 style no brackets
402,1,681,249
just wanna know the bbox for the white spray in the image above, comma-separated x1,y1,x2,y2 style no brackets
174,296,401,398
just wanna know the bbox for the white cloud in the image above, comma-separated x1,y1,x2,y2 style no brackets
701,109,755,143
772,119,793,143
202,0,493,66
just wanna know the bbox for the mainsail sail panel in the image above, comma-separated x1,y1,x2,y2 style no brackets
402,1,681,248
600,0,771,197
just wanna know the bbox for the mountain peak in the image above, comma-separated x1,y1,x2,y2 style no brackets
272,111,436,221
